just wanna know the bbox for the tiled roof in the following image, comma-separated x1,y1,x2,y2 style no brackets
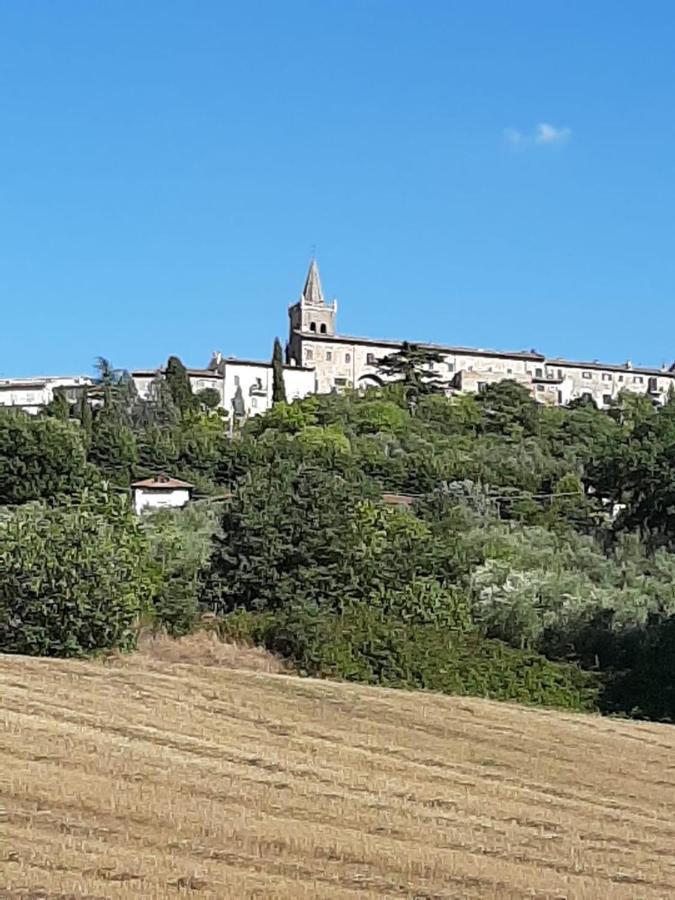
131,476,194,490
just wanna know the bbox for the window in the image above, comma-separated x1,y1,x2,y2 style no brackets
506,368,513,375
251,397,257,409
648,376,658,393
477,381,488,393
602,372,612,382
334,377,347,387
582,371,592,380
536,384,545,392
305,348,313,361
309,322,316,332
234,375,240,386
557,369,563,379
320,323,327,334
366,353,375,365
603,394,612,406
618,374,624,382
255,377,263,390
633,375,644,384
535,367,543,378
326,351,332,361
447,362,454,373
557,390,563,404
345,353,351,363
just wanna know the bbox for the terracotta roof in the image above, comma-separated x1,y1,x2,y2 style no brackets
131,476,194,490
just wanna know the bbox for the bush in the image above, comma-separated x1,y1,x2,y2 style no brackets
143,501,221,636
219,606,599,712
0,492,151,656
0,410,95,505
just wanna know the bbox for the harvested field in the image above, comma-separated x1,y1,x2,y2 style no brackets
1,642,675,898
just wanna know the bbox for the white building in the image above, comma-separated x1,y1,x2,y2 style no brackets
0,375,94,414
131,475,193,514
131,357,315,419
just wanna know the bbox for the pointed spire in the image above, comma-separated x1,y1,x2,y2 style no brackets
302,258,324,306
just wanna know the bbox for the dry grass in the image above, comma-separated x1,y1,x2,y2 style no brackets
1,645,675,898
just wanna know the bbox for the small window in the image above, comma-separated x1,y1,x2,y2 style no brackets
535,367,543,378
334,377,347,387
447,362,454,373
305,348,313,361
602,372,612,382
557,369,563,379
633,375,644,384
648,376,658,393
326,351,332,361
309,322,316,332
603,394,612,406
582,371,592,380
536,384,545,392
506,368,513,375
557,390,563,404
251,397,257,409
234,375,240,386
477,381,488,393
255,377,263,389
366,353,375,365
618,374,624,382
345,353,351,363
320,323,327,334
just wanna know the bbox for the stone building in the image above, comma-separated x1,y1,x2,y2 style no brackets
287,259,675,407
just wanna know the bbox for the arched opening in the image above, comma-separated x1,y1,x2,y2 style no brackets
358,373,383,392
319,323,327,334
309,321,316,332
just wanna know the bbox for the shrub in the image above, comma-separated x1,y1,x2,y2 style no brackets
0,492,151,656
219,606,599,712
0,410,94,505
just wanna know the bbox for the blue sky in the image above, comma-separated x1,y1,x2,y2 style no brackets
2,1,675,376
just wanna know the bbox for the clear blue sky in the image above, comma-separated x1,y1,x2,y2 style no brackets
2,1,675,376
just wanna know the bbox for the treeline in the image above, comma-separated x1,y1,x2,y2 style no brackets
3,347,675,720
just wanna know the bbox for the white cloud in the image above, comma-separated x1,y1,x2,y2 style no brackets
534,122,571,145
504,122,571,148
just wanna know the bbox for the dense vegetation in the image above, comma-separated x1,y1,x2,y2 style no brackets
3,347,675,719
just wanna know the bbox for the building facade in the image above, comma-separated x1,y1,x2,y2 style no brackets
287,260,675,408
131,356,315,419
0,375,94,414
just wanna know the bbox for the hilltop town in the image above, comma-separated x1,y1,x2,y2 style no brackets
2,260,674,417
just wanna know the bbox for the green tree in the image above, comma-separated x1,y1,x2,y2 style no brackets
165,356,196,416
0,410,95,505
0,491,150,656
89,409,138,487
272,337,287,404
197,387,222,411
376,342,447,409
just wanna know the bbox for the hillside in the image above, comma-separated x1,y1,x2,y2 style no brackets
1,641,675,898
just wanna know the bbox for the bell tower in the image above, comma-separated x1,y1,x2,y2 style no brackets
287,258,338,364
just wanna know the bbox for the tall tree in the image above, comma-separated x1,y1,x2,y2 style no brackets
377,342,446,410
165,356,195,416
272,337,287,404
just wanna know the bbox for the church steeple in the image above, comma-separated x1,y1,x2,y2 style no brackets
302,258,324,306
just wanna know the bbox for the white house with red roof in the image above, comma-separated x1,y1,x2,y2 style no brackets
131,475,194,515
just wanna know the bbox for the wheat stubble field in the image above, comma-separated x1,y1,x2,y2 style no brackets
1,638,675,899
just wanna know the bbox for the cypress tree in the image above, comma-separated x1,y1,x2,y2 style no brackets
272,337,287,404
165,356,195,416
